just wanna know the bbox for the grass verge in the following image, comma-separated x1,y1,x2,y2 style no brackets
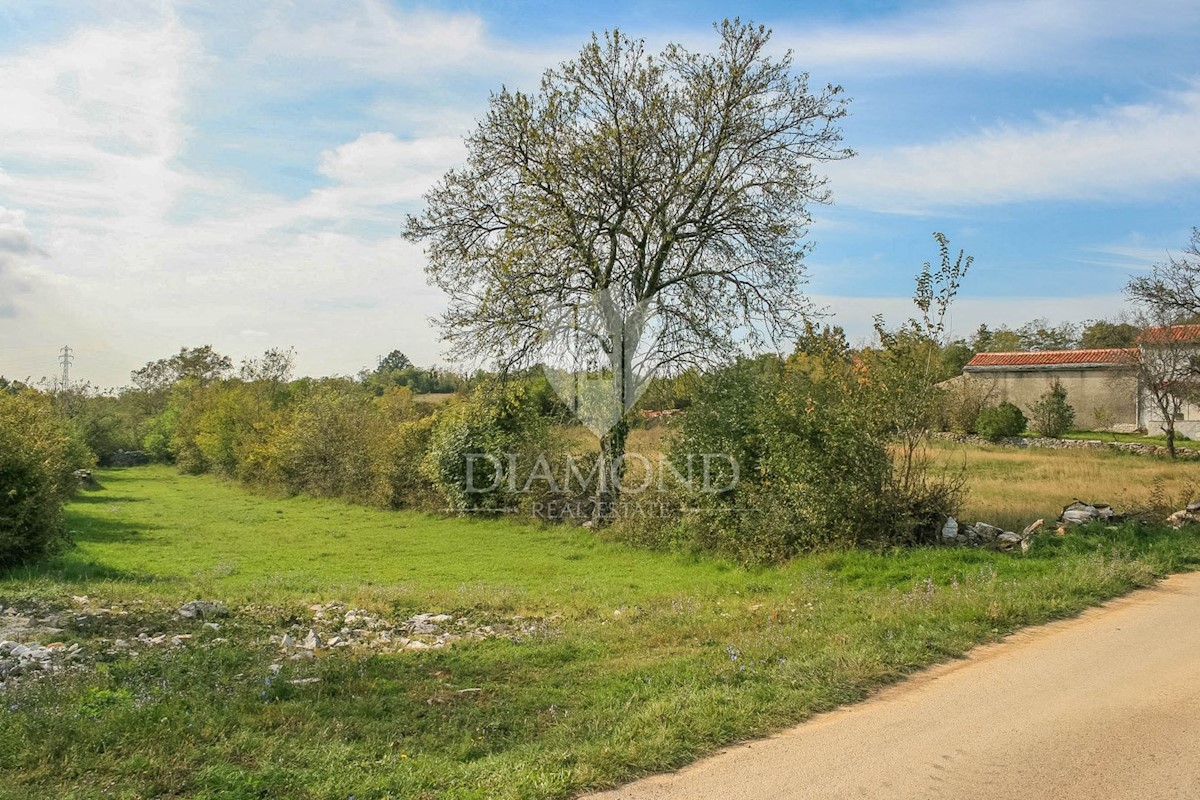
1,465,1199,799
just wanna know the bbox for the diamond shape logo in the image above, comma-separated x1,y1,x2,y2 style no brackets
538,289,657,437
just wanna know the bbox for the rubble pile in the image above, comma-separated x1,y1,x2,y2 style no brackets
941,497,1128,553
270,601,552,660
941,517,1043,552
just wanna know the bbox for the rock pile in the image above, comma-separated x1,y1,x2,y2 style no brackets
271,601,549,659
0,639,83,683
932,432,1200,460
942,517,1043,552
942,496,1127,553
104,450,150,467
177,600,228,620
1058,500,1117,526
73,469,102,490
1167,501,1200,528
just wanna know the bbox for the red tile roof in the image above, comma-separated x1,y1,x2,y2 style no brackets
1138,325,1200,344
965,348,1136,368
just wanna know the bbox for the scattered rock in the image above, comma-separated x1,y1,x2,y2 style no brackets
178,600,228,620
0,638,71,685
943,516,1044,553
1168,504,1200,528
273,605,552,658
995,532,1023,550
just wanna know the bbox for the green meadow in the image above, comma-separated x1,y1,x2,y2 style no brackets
3,464,1199,799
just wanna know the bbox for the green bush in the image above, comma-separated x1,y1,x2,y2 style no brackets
975,401,1027,440
655,340,960,564
0,391,87,566
271,381,383,501
422,381,558,513
1028,380,1075,438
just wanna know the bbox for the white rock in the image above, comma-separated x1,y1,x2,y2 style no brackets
941,516,959,540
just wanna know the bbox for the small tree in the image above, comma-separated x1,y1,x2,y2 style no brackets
1124,232,1200,458
1029,380,1075,438
941,376,995,434
871,232,972,491
1126,316,1193,458
976,402,1027,440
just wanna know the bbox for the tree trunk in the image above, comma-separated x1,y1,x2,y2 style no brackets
595,415,631,522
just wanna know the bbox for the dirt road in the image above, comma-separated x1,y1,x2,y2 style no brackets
588,571,1200,800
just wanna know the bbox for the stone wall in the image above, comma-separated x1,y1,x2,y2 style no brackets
933,431,1200,459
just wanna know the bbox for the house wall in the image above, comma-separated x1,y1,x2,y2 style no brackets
1137,391,1200,438
963,367,1138,430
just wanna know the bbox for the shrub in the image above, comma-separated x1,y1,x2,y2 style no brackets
421,380,558,513
1028,380,1075,438
0,391,86,566
271,381,383,501
975,401,1027,440
939,377,994,434
658,339,961,564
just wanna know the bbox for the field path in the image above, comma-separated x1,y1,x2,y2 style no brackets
587,571,1200,800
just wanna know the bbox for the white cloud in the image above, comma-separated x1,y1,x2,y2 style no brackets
318,132,464,187
247,0,562,85
0,11,458,386
309,131,466,212
0,206,38,317
778,0,1200,73
829,83,1200,210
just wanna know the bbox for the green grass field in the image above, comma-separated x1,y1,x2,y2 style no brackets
3,464,1200,799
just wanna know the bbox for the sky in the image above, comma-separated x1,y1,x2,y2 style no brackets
0,0,1198,387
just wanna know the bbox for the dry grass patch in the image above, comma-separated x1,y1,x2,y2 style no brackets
927,440,1200,530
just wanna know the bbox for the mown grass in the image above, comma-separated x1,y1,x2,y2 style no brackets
2,463,1200,799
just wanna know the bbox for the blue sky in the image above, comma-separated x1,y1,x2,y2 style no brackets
1,0,1198,386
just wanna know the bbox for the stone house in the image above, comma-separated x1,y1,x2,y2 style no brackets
959,325,1200,435
961,348,1138,431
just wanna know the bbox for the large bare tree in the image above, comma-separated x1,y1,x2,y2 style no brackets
405,19,852,511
